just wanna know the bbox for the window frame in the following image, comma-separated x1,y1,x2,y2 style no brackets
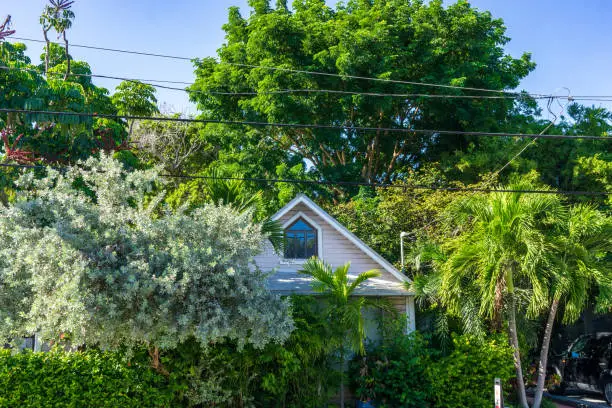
280,212,322,264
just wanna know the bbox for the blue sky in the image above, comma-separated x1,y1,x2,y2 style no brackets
5,0,612,114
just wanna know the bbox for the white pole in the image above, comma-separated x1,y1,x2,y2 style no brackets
400,231,409,270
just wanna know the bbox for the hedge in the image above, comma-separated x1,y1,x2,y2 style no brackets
0,348,180,408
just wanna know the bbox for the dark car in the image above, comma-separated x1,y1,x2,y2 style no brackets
549,332,612,405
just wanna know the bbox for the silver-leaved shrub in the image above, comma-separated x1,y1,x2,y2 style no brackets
0,154,293,349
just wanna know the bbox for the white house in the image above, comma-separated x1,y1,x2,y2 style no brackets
254,194,415,333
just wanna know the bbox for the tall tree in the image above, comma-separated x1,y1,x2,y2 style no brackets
40,0,75,79
112,80,159,136
435,178,563,408
189,0,534,186
532,205,611,408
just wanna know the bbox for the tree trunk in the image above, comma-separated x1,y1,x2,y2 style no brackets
149,346,169,376
62,30,70,80
340,345,345,408
508,293,529,408
533,298,560,408
43,28,50,75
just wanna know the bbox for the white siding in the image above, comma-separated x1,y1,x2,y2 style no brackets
254,202,399,283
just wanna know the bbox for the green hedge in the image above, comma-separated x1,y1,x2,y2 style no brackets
428,334,514,408
0,349,179,408
352,333,515,408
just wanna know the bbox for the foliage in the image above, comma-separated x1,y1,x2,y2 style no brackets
299,258,383,356
189,0,535,186
0,41,125,166
161,296,340,408
0,348,178,408
111,81,159,135
132,117,208,179
410,175,611,408
351,332,432,407
437,175,563,327
40,0,75,78
428,334,515,408
299,258,389,407
0,155,292,351
351,332,514,408
328,165,466,264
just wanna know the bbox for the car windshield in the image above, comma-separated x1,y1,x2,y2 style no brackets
570,336,591,354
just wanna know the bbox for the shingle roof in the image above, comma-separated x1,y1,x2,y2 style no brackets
267,271,411,296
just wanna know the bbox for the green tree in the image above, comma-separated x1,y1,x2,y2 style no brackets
111,81,159,136
433,178,564,408
328,165,466,264
189,0,534,186
532,205,611,408
40,0,75,78
299,258,384,408
0,155,293,369
38,42,70,70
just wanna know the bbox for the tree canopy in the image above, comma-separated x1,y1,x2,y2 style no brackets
189,0,536,185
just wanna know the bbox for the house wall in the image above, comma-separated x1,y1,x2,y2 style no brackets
253,202,399,282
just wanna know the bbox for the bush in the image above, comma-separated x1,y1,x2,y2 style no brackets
351,332,514,408
351,332,433,408
0,348,179,408
165,296,340,408
0,297,338,408
428,334,515,408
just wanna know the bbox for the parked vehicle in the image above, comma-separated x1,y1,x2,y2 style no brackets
548,332,612,405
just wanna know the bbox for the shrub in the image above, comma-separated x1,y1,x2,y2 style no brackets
165,296,340,408
428,334,514,408
0,348,179,408
351,332,433,408
351,332,514,408
0,297,339,408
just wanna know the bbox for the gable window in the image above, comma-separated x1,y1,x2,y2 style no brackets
284,218,317,259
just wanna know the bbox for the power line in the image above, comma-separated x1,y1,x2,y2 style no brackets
8,40,612,101
8,36,547,97
1,108,610,140
6,65,612,103
0,163,607,196
399,98,568,240
0,65,544,100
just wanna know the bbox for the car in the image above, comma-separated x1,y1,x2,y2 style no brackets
548,332,612,405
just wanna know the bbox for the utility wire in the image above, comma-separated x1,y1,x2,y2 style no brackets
9,36,547,97
399,96,570,242
0,65,545,100
0,163,607,196
1,108,610,140
6,65,612,102
7,41,612,101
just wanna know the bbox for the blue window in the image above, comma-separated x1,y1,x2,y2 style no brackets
284,218,317,259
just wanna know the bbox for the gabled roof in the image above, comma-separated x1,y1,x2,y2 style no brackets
272,194,411,284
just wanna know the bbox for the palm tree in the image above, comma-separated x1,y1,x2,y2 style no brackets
40,0,75,78
532,204,611,408
299,258,384,408
437,180,563,408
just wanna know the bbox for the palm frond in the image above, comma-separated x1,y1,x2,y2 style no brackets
348,269,381,294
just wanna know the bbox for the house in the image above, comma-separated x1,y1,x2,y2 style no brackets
254,194,415,334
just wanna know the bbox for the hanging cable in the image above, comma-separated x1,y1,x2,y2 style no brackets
8,36,548,97
0,163,608,196
1,108,609,140
0,66,546,100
